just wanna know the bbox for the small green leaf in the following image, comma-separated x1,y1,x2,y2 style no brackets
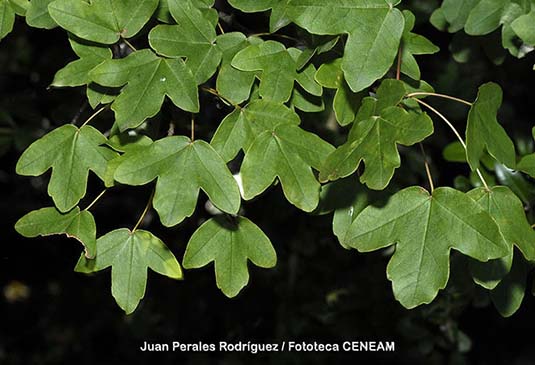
468,186,535,261
467,186,535,289
438,0,478,32
90,49,199,131
26,0,55,29
466,82,516,170
0,0,15,40
115,137,241,227
52,36,112,88
75,229,182,314
211,100,300,163
210,108,248,163
511,10,535,46
16,124,117,212
228,0,291,32
490,250,530,317
15,206,97,258
183,216,276,297
317,176,370,248
149,0,222,84
216,32,258,105
400,10,439,80
315,58,362,126
231,40,297,103
320,80,434,190
344,186,509,309
48,0,159,44
465,0,509,36
8,0,29,16
286,0,405,92
241,124,334,212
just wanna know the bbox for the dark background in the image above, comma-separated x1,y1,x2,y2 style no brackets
1,1,535,364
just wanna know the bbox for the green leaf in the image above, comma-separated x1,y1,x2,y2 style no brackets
149,0,222,84
183,216,276,297
466,82,516,170
16,124,117,212
344,186,509,309
115,137,241,227
288,47,322,97
468,186,535,261
15,206,97,258
75,229,182,314
8,0,29,16
467,186,535,289
241,123,334,212
465,0,509,36
320,80,434,190
210,108,248,163
0,0,15,40
511,10,535,46
52,36,112,88
211,99,300,163
315,58,363,126
285,0,405,92
490,251,530,317
216,32,259,105
228,0,291,32
400,10,439,80
317,176,370,248
231,40,297,103
90,49,199,131
48,0,159,44
438,0,478,33
290,87,324,113
157,0,217,24
26,0,55,29
87,83,118,109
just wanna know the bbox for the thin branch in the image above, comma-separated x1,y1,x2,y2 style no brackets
133,189,155,232
410,97,490,191
123,38,137,52
84,189,107,211
80,106,107,128
406,92,473,107
419,144,434,193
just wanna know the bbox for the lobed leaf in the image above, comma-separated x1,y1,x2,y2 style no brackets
16,124,117,212
15,206,97,258
115,137,241,227
76,229,182,314
344,186,509,309
183,216,276,297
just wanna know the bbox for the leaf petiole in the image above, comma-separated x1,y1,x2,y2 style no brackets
410,97,490,191
84,189,107,211
80,106,108,128
133,189,155,232
406,92,473,107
